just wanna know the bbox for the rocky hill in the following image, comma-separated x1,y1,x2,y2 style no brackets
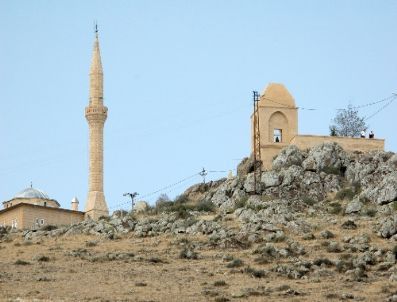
1,142,397,302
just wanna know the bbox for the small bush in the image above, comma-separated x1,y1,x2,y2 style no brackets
302,197,316,206
335,188,355,201
244,266,267,278
85,240,98,247
174,194,189,204
328,202,342,214
226,259,243,268
322,166,341,175
194,200,215,212
41,224,58,231
313,258,334,267
179,247,198,260
234,196,248,209
35,255,50,262
14,259,30,265
214,298,230,302
392,245,397,257
364,208,377,217
135,282,147,287
213,280,227,287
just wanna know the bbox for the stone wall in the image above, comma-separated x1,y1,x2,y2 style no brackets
291,135,384,152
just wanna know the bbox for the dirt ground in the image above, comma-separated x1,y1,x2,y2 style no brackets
0,220,396,302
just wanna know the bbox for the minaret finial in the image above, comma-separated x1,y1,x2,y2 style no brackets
30,181,32,188
94,21,98,37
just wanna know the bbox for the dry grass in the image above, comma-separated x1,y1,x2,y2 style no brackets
0,213,395,302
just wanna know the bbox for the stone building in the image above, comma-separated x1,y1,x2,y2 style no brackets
0,186,84,229
252,83,385,169
0,29,109,229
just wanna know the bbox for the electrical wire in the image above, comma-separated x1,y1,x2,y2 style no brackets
364,95,397,121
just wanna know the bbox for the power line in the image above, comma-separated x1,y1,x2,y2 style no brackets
364,95,397,121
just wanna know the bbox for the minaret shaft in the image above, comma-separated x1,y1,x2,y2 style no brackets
84,32,109,220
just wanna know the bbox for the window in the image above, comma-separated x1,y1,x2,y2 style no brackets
274,129,282,143
35,218,44,226
11,219,18,229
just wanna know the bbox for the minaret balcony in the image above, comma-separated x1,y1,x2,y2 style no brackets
85,106,108,122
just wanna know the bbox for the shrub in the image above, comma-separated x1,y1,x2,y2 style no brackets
174,194,189,204
14,259,30,265
302,197,316,206
36,255,50,262
213,280,227,287
335,188,355,201
85,240,98,247
244,266,267,278
40,224,58,231
328,202,342,214
392,245,397,257
194,200,215,212
322,166,341,175
226,259,243,268
234,196,248,209
179,247,198,260
364,208,377,217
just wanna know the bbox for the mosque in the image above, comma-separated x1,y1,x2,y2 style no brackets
0,29,109,229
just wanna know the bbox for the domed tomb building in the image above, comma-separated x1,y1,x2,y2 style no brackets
252,83,385,169
0,186,84,229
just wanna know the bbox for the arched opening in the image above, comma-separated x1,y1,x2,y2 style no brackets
269,111,288,143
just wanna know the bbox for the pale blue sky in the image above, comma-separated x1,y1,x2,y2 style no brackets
1,1,396,211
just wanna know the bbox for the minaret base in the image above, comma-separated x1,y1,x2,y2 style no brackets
85,191,109,220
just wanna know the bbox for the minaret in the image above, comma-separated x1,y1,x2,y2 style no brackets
84,26,109,220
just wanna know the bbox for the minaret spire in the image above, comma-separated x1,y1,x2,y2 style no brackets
84,27,109,220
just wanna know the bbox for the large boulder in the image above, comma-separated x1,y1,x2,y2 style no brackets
302,142,348,172
377,215,397,238
345,198,363,214
361,171,397,205
272,145,304,170
261,171,282,188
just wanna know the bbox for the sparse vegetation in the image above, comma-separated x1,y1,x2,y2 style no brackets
14,259,30,265
321,166,340,175
335,188,355,201
244,266,267,278
234,196,248,209
328,202,342,214
302,197,316,206
226,258,243,268
213,280,227,287
40,224,58,231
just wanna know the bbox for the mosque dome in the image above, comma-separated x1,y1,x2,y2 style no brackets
13,187,50,200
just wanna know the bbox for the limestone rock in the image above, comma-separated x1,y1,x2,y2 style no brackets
134,201,148,213
345,198,363,214
272,145,304,170
261,171,281,188
377,215,397,238
302,142,347,172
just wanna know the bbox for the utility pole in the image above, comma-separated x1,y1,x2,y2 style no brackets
199,168,208,184
123,192,139,211
252,91,261,193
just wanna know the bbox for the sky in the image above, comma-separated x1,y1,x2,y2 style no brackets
1,1,396,212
